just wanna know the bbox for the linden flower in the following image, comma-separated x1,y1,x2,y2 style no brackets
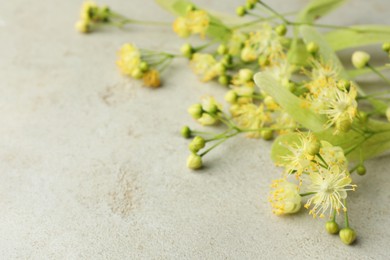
303,166,356,218
231,104,271,138
116,43,141,77
173,10,210,38
280,133,319,176
227,32,248,56
319,87,357,132
143,70,161,88
269,179,302,215
197,96,222,126
190,53,219,82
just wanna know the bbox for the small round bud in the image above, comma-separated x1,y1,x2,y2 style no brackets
382,42,390,53
218,75,231,86
356,165,366,176
180,43,193,59
189,136,206,153
358,111,368,123
239,69,254,82
217,44,228,55
215,63,226,75
75,20,90,33
326,221,340,234
275,24,287,36
386,106,390,122
181,126,191,138
222,54,233,65
188,104,203,119
306,138,321,156
225,90,238,104
258,55,270,67
245,1,255,10
352,51,370,69
337,79,350,91
206,103,219,114
261,129,273,141
339,228,357,245
236,6,246,17
139,61,149,72
132,68,143,79
186,153,203,170
306,42,319,55
186,4,196,13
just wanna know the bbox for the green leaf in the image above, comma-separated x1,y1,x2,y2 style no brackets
298,0,347,23
155,0,191,15
326,25,390,50
254,72,327,132
287,39,310,66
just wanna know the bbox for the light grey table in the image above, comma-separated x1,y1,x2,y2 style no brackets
0,0,389,259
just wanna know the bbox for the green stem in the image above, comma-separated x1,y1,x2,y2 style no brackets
367,63,390,85
344,199,350,228
299,192,316,197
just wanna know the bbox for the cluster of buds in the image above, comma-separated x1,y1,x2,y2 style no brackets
75,1,111,33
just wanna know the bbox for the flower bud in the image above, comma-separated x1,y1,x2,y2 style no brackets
132,68,143,79
222,54,233,66
306,138,321,156
186,153,202,170
188,104,203,119
358,111,368,123
215,63,226,75
239,69,254,82
217,44,228,55
218,75,230,86
382,42,390,53
186,4,196,13
386,106,390,122
236,6,246,17
258,55,270,67
225,90,238,104
75,20,90,33
352,51,370,69
139,61,149,72
336,117,352,133
180,43,193,59
356,165,366,176
275,24,287,36
181,126,191,138
306,42,319,55
261,129,273,141
245,1,255,10
339,228,356,245
326,221,339,234
189,136,206,153
337,79,350,91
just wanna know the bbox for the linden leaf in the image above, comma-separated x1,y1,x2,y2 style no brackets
297,0,347,23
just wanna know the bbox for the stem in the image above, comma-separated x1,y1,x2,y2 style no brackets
299,192,316,197
199,132,239,157
344,199,350,228
316,153,329,169
332,210,337,221
367,63,390,85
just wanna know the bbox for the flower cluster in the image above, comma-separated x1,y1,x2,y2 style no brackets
173,9,210,38
75,1,110,33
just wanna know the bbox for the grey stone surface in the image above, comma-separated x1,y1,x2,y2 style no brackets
0,0,389,259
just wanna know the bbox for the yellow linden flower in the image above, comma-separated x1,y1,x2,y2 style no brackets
269,179,302,215
116,43,141,76
227,32,247,56
190,53,218,82
231,103,271,138
303,166,356,218
172,10,210,38
143,70,161,88
173,17,191,37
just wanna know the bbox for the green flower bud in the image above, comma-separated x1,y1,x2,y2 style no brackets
306,138,321,156
352,51,370,69
261,129,273,141
339,228,357,245
275,24,287,36
326,221,339,234
356,165,366,176
222,54,233,66
206,103,219,114
386,106,390,122
245,1,255,10
358,111,368,123
215,63,226,75
186,4,196,13
382,42,390,53
239,69,254,82
132,68,143,79
181,126,191,138
336,117,352,133
217,44,228,55
188,104,203,119
218,75,231,86
236,6,246,17
337,79,351,91
189,136,206,153
306,42,319,55
186,153,202,170
139,61,149,72
225,90,238,104
180,43,193,59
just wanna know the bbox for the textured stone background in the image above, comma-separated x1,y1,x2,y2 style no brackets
0,0,389,259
